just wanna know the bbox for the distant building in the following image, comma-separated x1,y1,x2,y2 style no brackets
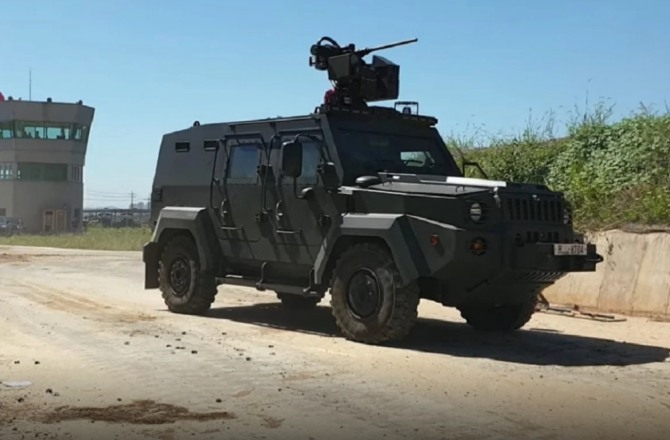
0,94,94,234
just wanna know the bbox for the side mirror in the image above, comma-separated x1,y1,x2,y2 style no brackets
281,140,302,178
318,162,340,190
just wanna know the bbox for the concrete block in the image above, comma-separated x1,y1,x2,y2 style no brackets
542,230,670,317
631,233,670,316
596,230,647,313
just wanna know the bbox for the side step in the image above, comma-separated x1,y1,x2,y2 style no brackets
216,275,322,299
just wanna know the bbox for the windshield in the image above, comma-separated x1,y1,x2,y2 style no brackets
333,128,461,184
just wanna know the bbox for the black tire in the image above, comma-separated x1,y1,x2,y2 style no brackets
458,294,538,332
329,243,419,344
276,292,321,309
158,235,217,315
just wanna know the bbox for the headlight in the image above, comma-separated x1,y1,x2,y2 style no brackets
469,202,483,222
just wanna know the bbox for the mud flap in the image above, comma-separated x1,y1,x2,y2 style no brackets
143,241,160,289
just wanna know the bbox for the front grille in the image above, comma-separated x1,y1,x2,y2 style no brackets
513,230,561,244
524,230,559,243
505,196,563,223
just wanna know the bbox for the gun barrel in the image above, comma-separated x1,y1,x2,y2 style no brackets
358,38,418,57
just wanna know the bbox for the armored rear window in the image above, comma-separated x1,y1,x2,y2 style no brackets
203,140,218,151
175,141,190,152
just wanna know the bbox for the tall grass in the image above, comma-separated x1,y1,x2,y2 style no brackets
0,225,152,251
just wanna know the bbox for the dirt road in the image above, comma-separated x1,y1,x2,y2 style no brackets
1,245,669,440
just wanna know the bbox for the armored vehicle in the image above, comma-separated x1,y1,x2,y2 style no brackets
143,36,603,344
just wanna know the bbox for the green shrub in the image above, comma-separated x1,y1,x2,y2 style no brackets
450,103,670,231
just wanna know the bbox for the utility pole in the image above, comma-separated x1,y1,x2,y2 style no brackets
130,191,135,210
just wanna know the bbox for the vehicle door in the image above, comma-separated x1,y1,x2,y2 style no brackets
210,135,266,261
270,129,334,268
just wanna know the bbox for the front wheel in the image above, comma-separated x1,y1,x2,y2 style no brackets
329,243,419,344
158,235,218,315
458,294,539,332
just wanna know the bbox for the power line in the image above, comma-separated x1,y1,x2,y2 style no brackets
84,190,147,208
86,188,133,196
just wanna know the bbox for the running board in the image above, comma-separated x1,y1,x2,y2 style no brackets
216,276,322,298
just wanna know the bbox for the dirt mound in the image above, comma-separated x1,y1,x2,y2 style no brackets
0,253,30,263
41,400,236,425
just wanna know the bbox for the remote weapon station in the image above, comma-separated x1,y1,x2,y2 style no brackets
143,36,603,345
308,36,417,109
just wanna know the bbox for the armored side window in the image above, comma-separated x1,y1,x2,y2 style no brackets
226,143,260,183
297,141,321,185
175,141,190,152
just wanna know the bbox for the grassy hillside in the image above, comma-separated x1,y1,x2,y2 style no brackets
448,103,670,231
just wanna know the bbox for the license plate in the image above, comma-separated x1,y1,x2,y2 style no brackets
553,243,587,256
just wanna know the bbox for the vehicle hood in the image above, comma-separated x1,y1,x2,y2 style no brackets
346,174,550,198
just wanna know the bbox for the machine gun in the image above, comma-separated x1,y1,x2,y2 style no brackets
309,36,417,109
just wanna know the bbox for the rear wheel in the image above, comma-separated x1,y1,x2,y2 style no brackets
276,292,321,309
329,243,419,344
158,235,217,315
458,294,538,332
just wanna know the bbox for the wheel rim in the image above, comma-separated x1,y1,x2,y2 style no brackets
346,268,381,319
168,256,191,297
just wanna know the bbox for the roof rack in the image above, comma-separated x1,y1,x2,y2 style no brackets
314,103,438,126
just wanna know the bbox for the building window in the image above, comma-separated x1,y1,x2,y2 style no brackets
0,122,12,139
79,125,89,142
45,122,71,140
14,121,46,139
17,163,68,181
71,165,82,182
0,163,14,180
0,120,88,142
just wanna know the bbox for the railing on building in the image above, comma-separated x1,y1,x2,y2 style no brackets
82,208,151,229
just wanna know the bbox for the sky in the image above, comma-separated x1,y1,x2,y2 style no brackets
3,0,669,208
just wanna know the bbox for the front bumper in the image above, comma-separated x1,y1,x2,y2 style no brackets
512,242,603,273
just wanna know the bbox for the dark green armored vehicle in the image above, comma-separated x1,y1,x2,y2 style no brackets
143,36,603,344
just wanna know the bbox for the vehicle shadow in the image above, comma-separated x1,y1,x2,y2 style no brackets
204,302,670,367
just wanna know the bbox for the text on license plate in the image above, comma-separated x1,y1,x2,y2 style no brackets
553,243,587,256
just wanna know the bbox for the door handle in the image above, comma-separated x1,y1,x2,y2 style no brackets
275,229,301,235
220,199,230,218
220,226,244,231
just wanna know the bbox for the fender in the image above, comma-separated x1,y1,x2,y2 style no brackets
313,213,461,287
143,207,222,289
